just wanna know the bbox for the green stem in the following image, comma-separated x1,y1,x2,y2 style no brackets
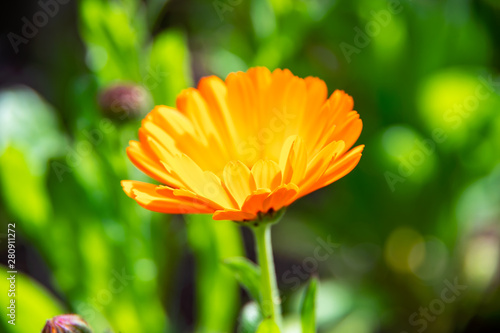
252,222,282,326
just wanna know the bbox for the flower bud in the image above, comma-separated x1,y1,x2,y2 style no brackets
98,83,150,121
41,314,93,333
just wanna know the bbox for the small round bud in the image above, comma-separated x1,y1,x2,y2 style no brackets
41,314,93,333
98,83,150,120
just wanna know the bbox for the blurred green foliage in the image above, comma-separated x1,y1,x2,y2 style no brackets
300,277,318,333
0,268,65,333
1,0,500,332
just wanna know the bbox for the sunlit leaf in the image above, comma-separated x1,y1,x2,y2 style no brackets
251,0,276,39
300,277,318,333
0,87,66,172
256,318,280,333
224,257,262,305
0,147,50,230
0,266,65,333
79,0,143,82
148,30,192,106
187,214,243,333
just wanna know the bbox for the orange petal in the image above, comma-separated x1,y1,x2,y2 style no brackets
299,140,345,195
328,111,362,153
251,159,282,190
164,154,236,209
176,88,230,161
306,90,354,154
212,209,256,221
172,188,225,210
143,106,221,170
269,69,307,128
312,145,364,192
126,141,182,188
262,183,299,212
241,188,272,214
296,77,328,155
279,135,307,185
121,180,214,214
304,76,328,113
225,71,259,143
197,76,239,156
223,160,257,208
246,67,272,95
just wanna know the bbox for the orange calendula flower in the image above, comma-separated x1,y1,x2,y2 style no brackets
121,67,364,221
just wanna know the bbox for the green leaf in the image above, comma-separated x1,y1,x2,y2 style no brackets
0,266,65,333
224,257,262,305
0,147,51,230
256,319,280,333
148,30,192,106
300,277,318,333
186,214,244,333
79,0,143,82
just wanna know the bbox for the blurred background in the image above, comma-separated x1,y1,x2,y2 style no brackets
1,0,500,332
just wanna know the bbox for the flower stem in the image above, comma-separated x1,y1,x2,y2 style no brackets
252,221,282,326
